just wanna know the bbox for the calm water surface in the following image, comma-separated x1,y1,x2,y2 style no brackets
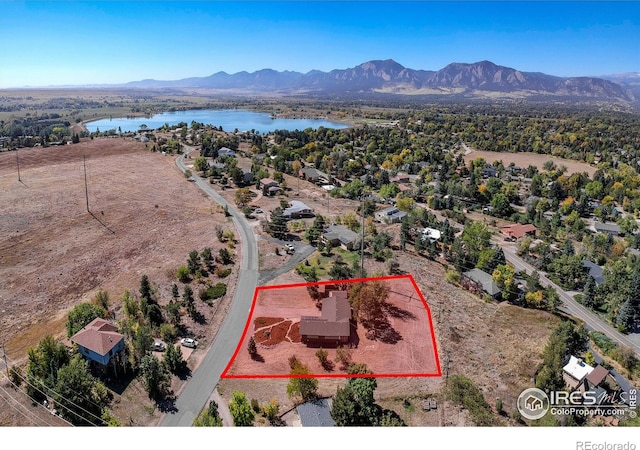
85,109,349,134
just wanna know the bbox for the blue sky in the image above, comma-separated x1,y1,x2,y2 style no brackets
1,1,638,88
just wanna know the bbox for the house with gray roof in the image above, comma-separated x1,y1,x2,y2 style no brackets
462,268,501,299
283,200,313,219
322,225,360,250
582,259,604,285
591,221,621,236
374,206,407,224
296,398,336,427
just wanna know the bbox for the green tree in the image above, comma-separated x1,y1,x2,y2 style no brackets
163,343,186,374
66,302,106,338
176,265,190,283
187,250,201,275
228,391,255,426
247,336,258,358
93,289,110,311
26,336,70,400
235,187,253,208
268,207,288,239
139,274,152,301
616,300,635,333
194,400,224,427
139,354,170,399
132,325,153,365
490,193,513,218
286,360,318,402
193,156,208,173
54,354,107,426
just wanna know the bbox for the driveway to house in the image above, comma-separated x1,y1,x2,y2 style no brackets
258,236,316,285
501,244,640,358
160,146,258,426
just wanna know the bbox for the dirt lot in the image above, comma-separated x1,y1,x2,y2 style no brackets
223,276,439,378
0,138,239,426
464,149,597,177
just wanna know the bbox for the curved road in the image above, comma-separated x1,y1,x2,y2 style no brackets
502,244,640,358
161,147,258,426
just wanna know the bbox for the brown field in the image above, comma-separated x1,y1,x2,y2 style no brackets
0,138,234,361
223,276,440,378
464,149,597,177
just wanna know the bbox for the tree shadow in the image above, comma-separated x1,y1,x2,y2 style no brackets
156,394,178,414
250,353,265,363
363,318,403,344
191,311,207,325
383,302,417,322
321,360,335,372
175,364,192,381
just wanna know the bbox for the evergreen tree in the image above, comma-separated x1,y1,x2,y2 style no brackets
139,274,152,300
616,300,635,333
268,207,288,240
582,276,597,309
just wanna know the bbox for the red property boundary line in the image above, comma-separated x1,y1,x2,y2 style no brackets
221,274,442,379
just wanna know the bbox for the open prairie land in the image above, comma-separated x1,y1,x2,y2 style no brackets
0,138,232,362
464,149,597,176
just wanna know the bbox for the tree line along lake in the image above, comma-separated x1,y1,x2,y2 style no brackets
84,109,350,134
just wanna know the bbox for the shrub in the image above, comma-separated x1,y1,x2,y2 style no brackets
160,323,177,343
207,283,227,300
250,398,260,413
177,265,190,283
216,267,232,278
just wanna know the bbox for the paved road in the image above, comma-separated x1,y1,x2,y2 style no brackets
501,244,640,358
258,236,317,285
160,148,258,427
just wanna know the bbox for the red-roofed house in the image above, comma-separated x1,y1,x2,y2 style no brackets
300,291,352,347
501,223,537,240
71,318,125,370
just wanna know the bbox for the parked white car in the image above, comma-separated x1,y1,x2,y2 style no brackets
152,341,166,352
284,243,295,254
181,338,197,348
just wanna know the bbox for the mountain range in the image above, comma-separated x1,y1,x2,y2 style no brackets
123,60,636,103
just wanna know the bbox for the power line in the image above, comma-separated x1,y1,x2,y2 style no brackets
0,380,53,427
3,354,105,426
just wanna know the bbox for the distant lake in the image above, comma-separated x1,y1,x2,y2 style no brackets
84,109,349,134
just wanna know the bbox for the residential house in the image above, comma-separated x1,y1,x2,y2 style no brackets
390,174,410,184
462,268,501,299
481,166,497,178
420,227,441,243
300,167,329,184
242,169,254,185
501,224,537,241
296,399,336,427
283,200,313,219
208,161,226,170
260,178,281,196
583,259,605,286
375,206,407,224
591,222,621,237
300,291,352,347
322,225,360,251
70,318,125,373
562,355,594,392
217,147,236,158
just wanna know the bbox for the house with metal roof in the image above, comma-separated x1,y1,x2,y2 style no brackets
300,291,352,347
582,259,604,285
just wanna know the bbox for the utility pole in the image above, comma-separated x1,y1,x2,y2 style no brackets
83,154,89,212
16,149,21,182
444,350,451,386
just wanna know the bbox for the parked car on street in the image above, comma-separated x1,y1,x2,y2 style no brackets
181,338,197,348
284,243,295,254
